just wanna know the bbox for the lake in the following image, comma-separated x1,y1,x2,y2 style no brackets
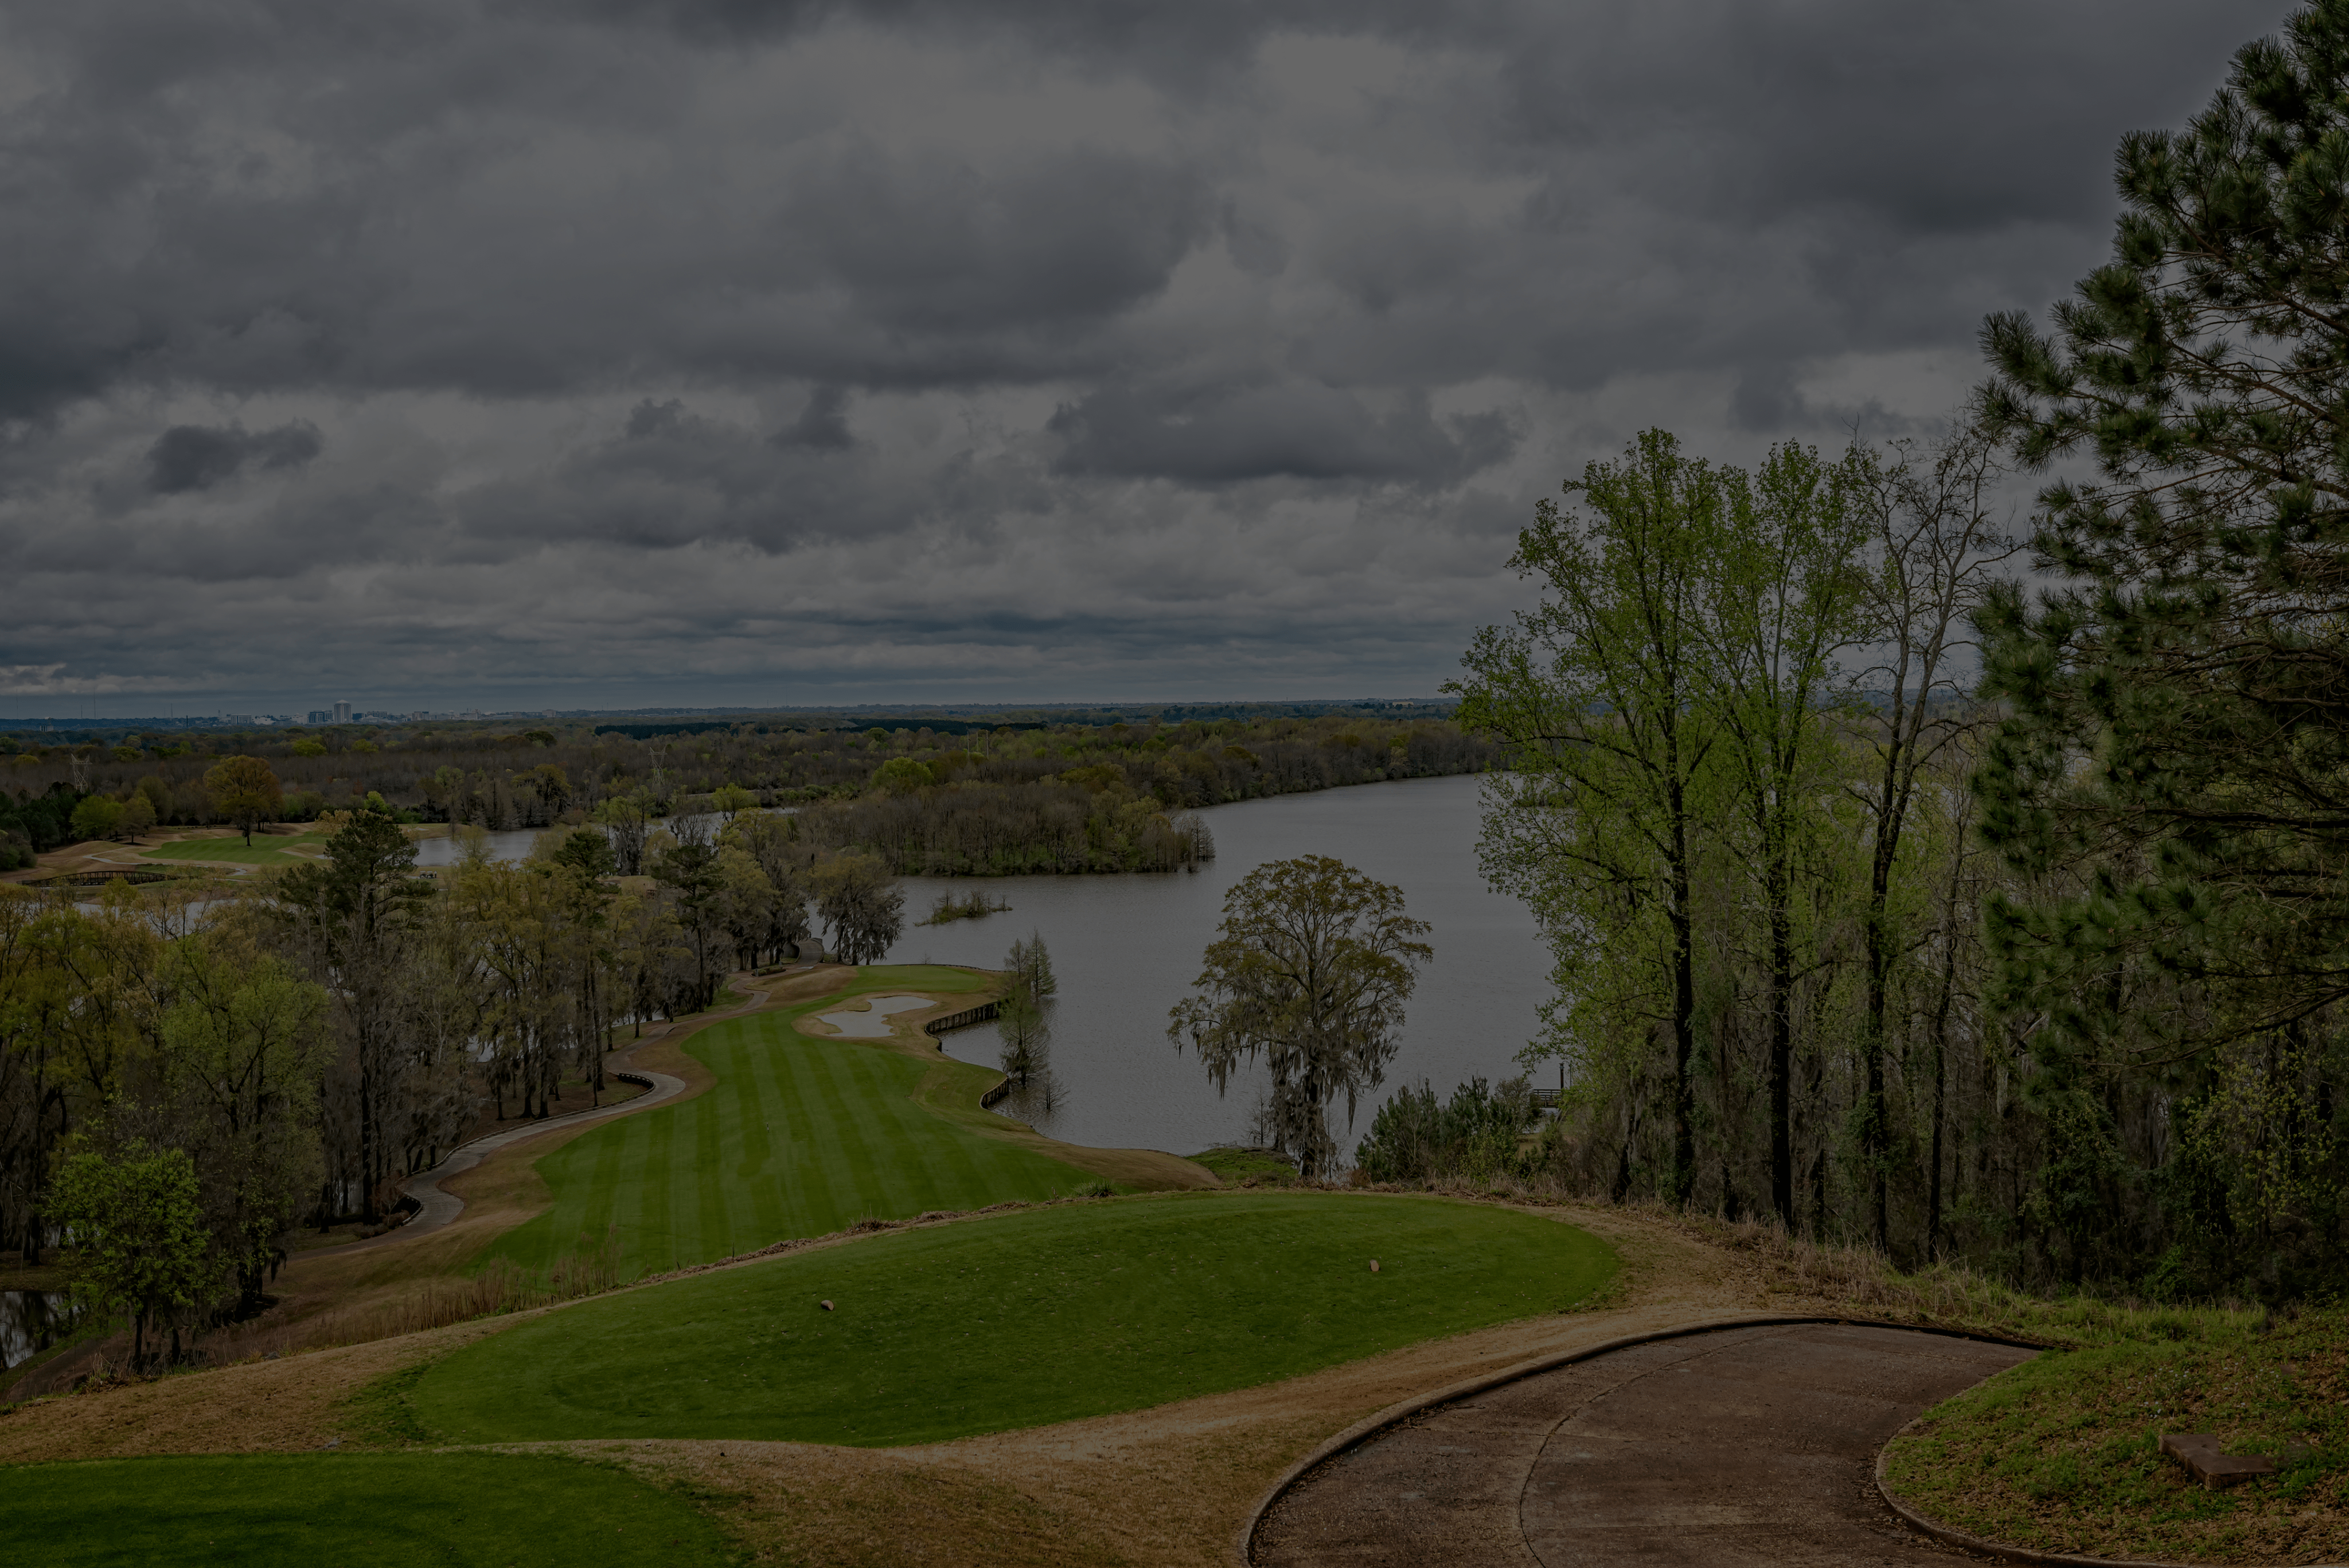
878,773,1555,1160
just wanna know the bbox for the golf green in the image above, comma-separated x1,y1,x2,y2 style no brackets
486,966,1097,1276
0,1452,739,1566
139,834,330,865
413,1192,1617,1446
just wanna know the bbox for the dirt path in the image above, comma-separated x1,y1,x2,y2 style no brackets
1252,1321,2034,1567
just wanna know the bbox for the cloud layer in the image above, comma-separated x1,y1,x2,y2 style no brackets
0,0,2296,711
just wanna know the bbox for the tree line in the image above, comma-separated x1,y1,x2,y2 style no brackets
3,713,1496,877
0,804,903,1363
1431,8,2349,1299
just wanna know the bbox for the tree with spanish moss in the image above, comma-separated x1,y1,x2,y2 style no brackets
1168,855,1430,1181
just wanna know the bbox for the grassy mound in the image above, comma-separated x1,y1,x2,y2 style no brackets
413,1192,1616,1447
487,966,1094,1276
1186,1146,1301,1185
1883,1304,2349,1562
0,1452,739,1566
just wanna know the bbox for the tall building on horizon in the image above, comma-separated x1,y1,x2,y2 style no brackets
333,700,351,724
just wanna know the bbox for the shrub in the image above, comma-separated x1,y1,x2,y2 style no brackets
1356,1075,1542,1184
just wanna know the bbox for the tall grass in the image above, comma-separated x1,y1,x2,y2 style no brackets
212,1227,630,1363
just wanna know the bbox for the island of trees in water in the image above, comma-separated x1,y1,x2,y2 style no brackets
0,711,1497,877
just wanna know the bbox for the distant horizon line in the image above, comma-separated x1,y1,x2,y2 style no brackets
0,696,1460,734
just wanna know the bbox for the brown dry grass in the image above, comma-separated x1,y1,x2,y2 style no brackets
3,984,2013,1565
0,1197,1824,1566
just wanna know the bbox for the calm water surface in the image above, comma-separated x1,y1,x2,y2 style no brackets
879,773,1553,1159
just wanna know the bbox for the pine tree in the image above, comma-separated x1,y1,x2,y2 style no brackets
1976,2,2349,1273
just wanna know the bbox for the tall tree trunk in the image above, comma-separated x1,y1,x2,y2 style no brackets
1863,836,1895,1251
1767,856,1795,1229
1668,806,1696,1208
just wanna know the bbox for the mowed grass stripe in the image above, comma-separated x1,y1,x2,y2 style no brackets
416,1193,1618,1448
0,1453,738,1567
486,966,1091,1276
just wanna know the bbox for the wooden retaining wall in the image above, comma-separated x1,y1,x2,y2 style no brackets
924,1000,1000,1036
980,1073,1013,1108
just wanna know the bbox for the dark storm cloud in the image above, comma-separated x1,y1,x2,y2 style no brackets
145,421,323,494
0,0,2307,706
1051,382,1517,486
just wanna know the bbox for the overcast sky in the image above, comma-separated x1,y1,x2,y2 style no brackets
0,1,2295,715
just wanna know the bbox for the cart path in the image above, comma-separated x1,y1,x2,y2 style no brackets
1252,1320,2034,1567
337,975,806,1253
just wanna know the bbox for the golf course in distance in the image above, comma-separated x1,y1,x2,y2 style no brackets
411,1191,1618,1446
136,832,332,866
485,964,1130,1276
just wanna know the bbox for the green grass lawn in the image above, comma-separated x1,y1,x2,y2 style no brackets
487,965,1095,1277
0,1452,740,1566
1883,1304,2349,1562
413,1192,1617,1447
139,834,330,866
1186,1146,1302,1185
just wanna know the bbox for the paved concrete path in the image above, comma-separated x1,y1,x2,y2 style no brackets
323,1063,690,1255
341,972,838,1250
1253,1321,2034,1567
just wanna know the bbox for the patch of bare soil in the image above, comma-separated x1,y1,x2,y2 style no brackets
0,1315,520,1462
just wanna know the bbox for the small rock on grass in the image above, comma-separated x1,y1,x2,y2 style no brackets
820,1299,834,1311
1369,1260,1380,1273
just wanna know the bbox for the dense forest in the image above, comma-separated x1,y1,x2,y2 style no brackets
1421,22,2349,1302
0,713,1496,876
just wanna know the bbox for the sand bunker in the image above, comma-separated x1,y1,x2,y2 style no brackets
815,994,932,1037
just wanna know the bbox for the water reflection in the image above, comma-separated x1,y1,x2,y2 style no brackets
883,774,1547,1161
1,1290,79,1371
408,813,725,867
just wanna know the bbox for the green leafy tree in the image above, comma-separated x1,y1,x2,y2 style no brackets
1843,420,2020,1251
871,756,935,794
597,792,653,876
710,783,758,820
69,794,125,842
1691,441,1873,1227
1452,430,1728,1206
809,850,904,966
150,940,331,1314
134,775,171,824
202,755,283,845
719,809,812,961
45,1142,214,1369
1167,855,1430,1181
651,820,725,1009
551,826,616,880
274,810,432,1219
118,792,157,840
